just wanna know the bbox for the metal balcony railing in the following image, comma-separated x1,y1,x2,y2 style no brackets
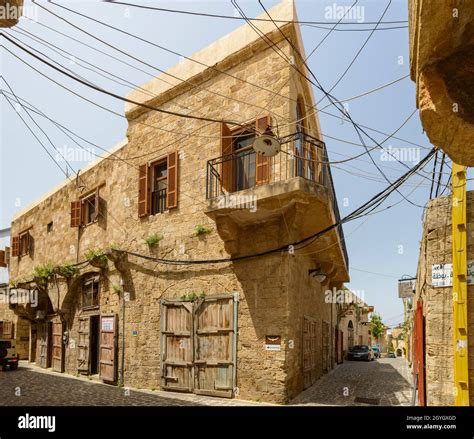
206,133,349,268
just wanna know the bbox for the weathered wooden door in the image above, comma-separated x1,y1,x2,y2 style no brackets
36,322,50,369
77,316,90,373
99,314,118,383
194,295,237,398
322,321,330,373
303,316,317,389
0,321,13,339
161,301,194,392
413,301,426,406
52,321,64,373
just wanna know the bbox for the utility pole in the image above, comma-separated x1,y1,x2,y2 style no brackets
452,162,469,406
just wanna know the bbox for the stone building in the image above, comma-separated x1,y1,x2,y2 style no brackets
409,0,474,165
0,0,24,27
2,1,349,403
412,193,474,405
338,290,372,357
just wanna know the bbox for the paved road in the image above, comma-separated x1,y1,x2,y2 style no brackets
0,362,264,406
292,357,413,406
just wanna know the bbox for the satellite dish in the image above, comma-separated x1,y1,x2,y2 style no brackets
252,135,281,157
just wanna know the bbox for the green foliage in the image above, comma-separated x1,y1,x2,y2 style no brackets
32,263,55,281
181,291,206,302
194,225,212,236
109,242,120,251
84,249,108,264
144,233,163,247
58,263,79,278
370,313,385,341
112,284,123,294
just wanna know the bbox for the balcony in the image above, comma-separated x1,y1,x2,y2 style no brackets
205,133,349,283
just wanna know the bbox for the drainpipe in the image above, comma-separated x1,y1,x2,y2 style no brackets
120,281,126,387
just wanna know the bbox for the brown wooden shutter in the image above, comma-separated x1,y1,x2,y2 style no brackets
166,151,179,209
93,187,100,222
70,201,82,227
221,122,234,192
0,250,5,268
11,236,19,257
2,321,13,339
255,115,272,184
5,247,10,267
24,231,30,255
99,314,118,383
138,163,150,217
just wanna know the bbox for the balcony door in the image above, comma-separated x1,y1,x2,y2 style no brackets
232,131,256,192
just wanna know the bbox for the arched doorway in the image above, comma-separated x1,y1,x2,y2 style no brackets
396,348,403,357
348,320,354,349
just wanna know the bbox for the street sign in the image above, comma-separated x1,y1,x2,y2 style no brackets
398,279,415,298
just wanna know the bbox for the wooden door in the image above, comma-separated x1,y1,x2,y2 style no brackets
77,316,90,373
413,301,426,406
1,321,13,339
52,321,64,373
37,323,49,369
303,316,317,389
322,321,330,373
99,314,117,383
194,295,237,398
161,301,194,392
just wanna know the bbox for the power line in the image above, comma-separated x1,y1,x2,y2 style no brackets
104,1,408,25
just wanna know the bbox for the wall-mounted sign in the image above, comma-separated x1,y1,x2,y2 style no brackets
432,261,474,287
265,335,281,351
398,279,416,298
101,317,114,331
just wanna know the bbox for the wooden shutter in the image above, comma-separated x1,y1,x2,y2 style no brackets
70,200,82,227
255,115,271,184
0,250,5,268
166,151,179,209
221,122,233,192
2,321,13,339
99,314,118,383
5,247,10,267
138,163,150,217
11,236,19,257
93,187,100,222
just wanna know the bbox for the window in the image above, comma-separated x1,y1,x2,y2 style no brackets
295,99,305,178
47,222,53,233
151,159,168,215
82,275,100,309
138,151,179,218
232,129,256,192
70,188,102,228
82,193,98,225
219,116,271,194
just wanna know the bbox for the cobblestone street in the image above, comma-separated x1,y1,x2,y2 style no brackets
0,362,267,407
292,357,413,406
0,359,412,407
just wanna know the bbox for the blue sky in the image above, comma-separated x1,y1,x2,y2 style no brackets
0,0,461,325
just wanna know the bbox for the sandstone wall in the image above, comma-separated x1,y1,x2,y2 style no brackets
415,193,474,405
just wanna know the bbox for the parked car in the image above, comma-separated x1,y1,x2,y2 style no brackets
371,346,381,359
347,345,374,361
388,352,397,358
0,339,19,371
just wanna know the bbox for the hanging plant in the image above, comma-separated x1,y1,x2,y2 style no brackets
84,249,108,268
58,263,79,279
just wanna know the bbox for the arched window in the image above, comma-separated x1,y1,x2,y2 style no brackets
295,98,305,178
348,320,354,329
